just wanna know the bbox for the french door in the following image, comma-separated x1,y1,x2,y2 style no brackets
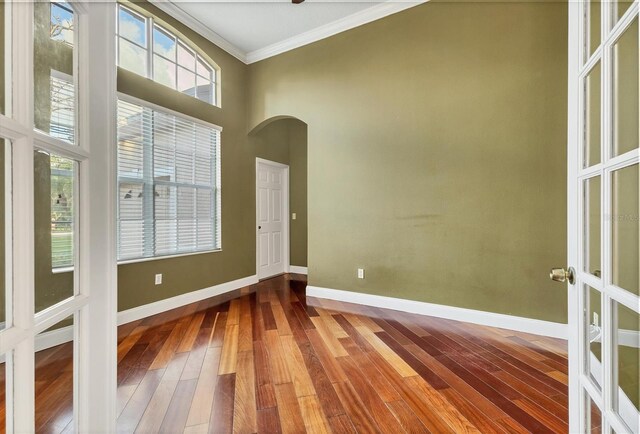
568,0,639,432
0,1,117,432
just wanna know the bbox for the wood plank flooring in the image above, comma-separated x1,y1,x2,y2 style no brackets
0,274,579,433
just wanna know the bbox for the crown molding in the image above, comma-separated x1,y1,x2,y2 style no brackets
245,0,427,64
149,1,427,65
148,0,248,63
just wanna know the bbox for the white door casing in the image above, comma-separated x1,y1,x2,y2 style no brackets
256,158,289,280
568,0,639,432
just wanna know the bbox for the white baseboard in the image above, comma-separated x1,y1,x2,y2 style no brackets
289,266,308,275
306,285,568,340
117,275,258,326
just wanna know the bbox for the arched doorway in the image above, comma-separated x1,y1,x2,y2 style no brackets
249,117,308,278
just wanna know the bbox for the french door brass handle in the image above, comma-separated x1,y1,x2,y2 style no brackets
550,267,576,285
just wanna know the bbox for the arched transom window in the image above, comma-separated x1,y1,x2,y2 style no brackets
116,4,218,106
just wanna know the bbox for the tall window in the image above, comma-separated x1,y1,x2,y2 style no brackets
117,98,221,261
116,4,218,106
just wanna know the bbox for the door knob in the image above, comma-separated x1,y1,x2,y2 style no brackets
549,267,576,285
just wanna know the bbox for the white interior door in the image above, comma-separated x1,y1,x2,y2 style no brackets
256,159,289,280
567,0,639,432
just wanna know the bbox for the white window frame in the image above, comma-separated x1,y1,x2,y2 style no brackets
0,2,117,432
116,3,219,107
116,92,222,265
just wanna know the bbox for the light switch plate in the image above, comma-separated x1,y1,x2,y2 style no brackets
155,274,162,285
292,212,297,220
357,268,365,279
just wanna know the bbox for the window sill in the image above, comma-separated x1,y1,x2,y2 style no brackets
117,248,222,266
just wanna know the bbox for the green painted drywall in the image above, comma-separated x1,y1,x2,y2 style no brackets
248,0,569,323
253,120,291,165
252,118,308,267
288,121,308,267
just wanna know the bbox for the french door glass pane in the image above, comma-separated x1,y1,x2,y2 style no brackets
585,285,603,389
36,316,73,433
34,1,76,145
613,302,639,432
584,391,602,434
584,176,601,276
612,18,638,158
588,0,601,59
35,150,75,312
585,62,601,167
0,140,9,331
611,164,639,296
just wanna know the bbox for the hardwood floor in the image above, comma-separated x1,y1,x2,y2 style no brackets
0,274,580,433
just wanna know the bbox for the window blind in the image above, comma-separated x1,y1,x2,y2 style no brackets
117,99,221,261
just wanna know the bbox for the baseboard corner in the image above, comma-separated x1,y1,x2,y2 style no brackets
289,265,308,275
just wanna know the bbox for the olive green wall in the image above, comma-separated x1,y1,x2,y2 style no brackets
289,121,308,267
116,1,255,311
252,118,308,267
248,0,569,323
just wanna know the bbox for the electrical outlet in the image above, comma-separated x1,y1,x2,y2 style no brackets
155,274,162,285
292,212,297,220
357,268,365,279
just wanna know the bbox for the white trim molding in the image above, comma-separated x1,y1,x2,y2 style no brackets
117,274,258,325
149,0,428,65
245,1,427,63
306,285,568,339
289,266,308,275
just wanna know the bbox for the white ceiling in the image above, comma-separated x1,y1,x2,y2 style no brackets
153,0,424,63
